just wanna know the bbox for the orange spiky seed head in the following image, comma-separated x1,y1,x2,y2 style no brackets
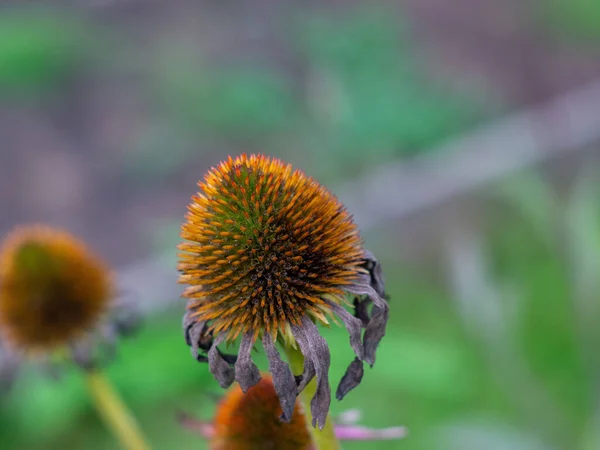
180,154,390,430
0,225,112,353
178,154,364,341
211,375,311,450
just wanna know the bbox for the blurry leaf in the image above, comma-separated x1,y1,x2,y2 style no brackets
125,125,200,181
158,64,298,139
297,8,484,177
1,366,86,442
300,9,405,73
373,331,475,401
0,11,86,94
431,417,553,450
542,0,600,42
564,170,600,301
491,172,557,247
579,412,600,450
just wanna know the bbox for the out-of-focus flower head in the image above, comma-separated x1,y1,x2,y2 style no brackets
179,154,389,429
0,225,140,378
178,375,407,449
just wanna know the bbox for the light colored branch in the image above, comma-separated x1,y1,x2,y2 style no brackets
341,79,600,229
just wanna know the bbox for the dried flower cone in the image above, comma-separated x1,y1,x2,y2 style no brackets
211,376,311,450
0,225,112,353
180,154,389,429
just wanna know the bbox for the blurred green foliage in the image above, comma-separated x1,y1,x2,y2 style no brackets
0,11,86,96
543,0,600,41
151,9,485,182
297,11,481,167
160,67,297,139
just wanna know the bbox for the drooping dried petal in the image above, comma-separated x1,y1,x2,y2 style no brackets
346,282,389,366
208,334,235,389
234,332,261,393
353,297,371,327
263,332,297,423
292,317,331,430
361,250,386,299
336,357,364,400
183,312,209,362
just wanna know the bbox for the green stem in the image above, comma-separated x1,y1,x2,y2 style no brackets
284,345,342,450
85,370,151,450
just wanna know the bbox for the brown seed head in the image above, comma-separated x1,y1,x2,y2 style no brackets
179,154,364,340
0,225,112,353
212,375,311,450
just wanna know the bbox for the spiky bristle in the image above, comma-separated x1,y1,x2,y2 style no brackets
0,225,112,352
178,154,364,340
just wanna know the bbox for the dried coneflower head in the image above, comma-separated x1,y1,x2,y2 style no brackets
180,154,389,429
212,375,311,450
0,225,112,353
0,225,151,449
178,375,408,448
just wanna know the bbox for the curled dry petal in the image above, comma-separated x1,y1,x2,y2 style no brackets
262,332,297,423
361,250,386,299
234,332,261,393
346,282,389,366
336,357,364,401
292,317,331,430
208,333,235,389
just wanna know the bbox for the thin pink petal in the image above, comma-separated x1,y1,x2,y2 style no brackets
334,424,408,441
176,411,215,438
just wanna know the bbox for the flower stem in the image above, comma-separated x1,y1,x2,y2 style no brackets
85,370,151,450
284,345,342,450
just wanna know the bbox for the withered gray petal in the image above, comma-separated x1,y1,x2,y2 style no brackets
291,317,331,430
208,333,235,388
346,283,389,366
289,322,314,392
362,249,386,298
353,297,370,327
336,357,364,400
235,332,261,393
183,310,201,356
326,300,364,360
183,308,196,346
262,332,297,423
188,321,207,361
218,350,238,365
184,313,216,363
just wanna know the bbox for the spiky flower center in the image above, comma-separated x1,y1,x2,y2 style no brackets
179,154,364,339
212,376,311,450
0,226,111,352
